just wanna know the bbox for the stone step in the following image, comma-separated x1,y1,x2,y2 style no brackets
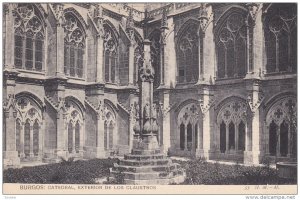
132,149,161,155
124,154,166,161
111,169,185,180
114,164,177,173
123,174,186,185
119,159,171,166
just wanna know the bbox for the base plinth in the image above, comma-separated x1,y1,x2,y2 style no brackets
110,136,186,185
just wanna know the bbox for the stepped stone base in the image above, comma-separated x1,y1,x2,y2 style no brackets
110,136,186,185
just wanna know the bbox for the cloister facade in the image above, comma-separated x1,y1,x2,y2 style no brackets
3,3,297,167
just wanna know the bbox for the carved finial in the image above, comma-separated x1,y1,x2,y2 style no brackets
126,8,135,43
161,7,168,29
198,3,212,33
246,3,262,22
52,3,65,27
94,4,104,37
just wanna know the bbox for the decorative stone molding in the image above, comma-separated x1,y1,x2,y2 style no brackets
126,8,135,43
3,94,17,112
51,3,65,26
246,3,262,23
93,4,105,37
198,3,213,33
199,95,215,114
247,90,265,112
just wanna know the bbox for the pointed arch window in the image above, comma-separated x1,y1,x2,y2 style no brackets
75,121,80,153
238,121,245,151
269,120,277,155
177,103,201,152
217,100,248,154
220,121,226,153
216,12,247,79
180,123,185,150
103,25,118,83
264,4,297,73
33,120,39,156
24,119,30,157
177,23,199,83
64,13,86,78
13,4,44,71
266,97,297,157
15,96,43,158
103,106,116,151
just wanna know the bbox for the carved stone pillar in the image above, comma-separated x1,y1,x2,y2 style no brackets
197,3,215,84
197,86,214,159
56,108,67,159
94,4,105,83
51,3,65,78
246,79,264,164
245,3,264,78
3,4,15,70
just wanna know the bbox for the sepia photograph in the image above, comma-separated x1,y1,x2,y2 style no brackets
2,1,298,195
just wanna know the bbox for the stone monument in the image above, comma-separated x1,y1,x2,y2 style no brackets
110,40,186,185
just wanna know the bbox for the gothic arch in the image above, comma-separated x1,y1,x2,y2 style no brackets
175,18,199,39
216,96,249,153
214,6,248,29
64,7,88,30
15,92,44,158
13,4,46,71
214,95,248,115
104,99,118,117
215,7,248,79
263,3,297,73
264,92,296,116
265,95,296,157
174,99,199,114
104,19,119,39
176,101,202,152
176,18,199,83
15,92,45,112
65,96,85,117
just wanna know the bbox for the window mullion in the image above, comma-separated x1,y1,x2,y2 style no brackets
32,38,36,71
22,36,26,69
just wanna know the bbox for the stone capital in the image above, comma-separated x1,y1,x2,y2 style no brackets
198,3,213,33
246,3,263,24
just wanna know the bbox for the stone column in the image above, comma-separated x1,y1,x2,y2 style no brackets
29,126,34,157
38,123,43,159
3,103,20,166
20,122,25,158
51,4,65,77
225,125,229,152
3,4,15,70
95,110,105,158
79,120,85,156
235,124,239,151
72,124,76,154
96,35,104,83
184,125,188,151
56,109,67,159
94,4,105,83
128,45,135,85
159,90,171,153
197,3,215,84
3,70,20,167
245,3,264,78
